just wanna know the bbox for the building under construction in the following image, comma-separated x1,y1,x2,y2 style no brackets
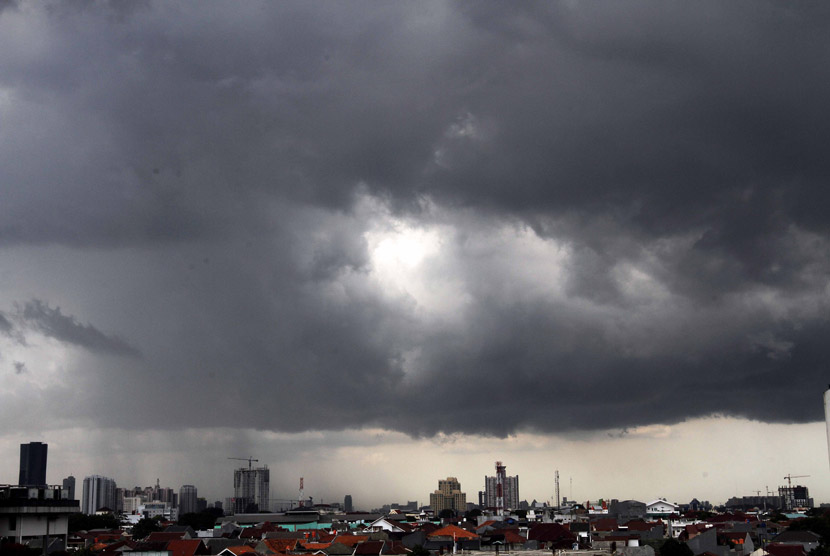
779,484,813,511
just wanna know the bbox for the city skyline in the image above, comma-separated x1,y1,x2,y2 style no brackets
1,2,830,514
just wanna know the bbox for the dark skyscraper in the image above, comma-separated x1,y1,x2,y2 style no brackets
19,442,48,486
344,494,353,512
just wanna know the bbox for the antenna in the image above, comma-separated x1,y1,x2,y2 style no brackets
555,470,560,509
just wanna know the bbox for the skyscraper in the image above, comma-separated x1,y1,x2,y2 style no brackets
344,494,353,512
233,466,269,514
179,485,198,515
82,475,117,514
484,462,519,513
19,442,48,486
824,386,830,469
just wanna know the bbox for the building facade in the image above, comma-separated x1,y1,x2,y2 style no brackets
429,477,466,515
483,471,519,512
82,475,117,514
19,442,48,487
62,476,76,500
0,484,79,551
179,485,198,515
344,494,353,512
233,466,270,514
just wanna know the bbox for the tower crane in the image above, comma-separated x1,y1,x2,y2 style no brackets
229,457,259,470
784,474,809,487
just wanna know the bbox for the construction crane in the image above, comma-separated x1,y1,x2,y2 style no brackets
784,474,809,487
228,457,259,470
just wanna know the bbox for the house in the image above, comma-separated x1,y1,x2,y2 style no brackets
765,544,809,556
353,540,387,555
646,500,679,517
167,539,212,556
719,532,754,556
255,538,300,554
770,530,821,551
527,523,578,550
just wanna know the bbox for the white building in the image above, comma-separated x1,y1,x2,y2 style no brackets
0,484,79,550
646,499,679,516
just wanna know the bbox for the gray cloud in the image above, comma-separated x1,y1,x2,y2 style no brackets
0,2,828,438
20,299,142,358
12,360,25,375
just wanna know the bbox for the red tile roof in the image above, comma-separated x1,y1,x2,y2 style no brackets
427,525,479,540
331,535,370,547
766,544,808,556
261,539,300,553
167,539,209,556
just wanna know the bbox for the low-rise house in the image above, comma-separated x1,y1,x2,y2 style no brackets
646,500,679,517
167,539,212,556
769,530,821,552
720,532,754,556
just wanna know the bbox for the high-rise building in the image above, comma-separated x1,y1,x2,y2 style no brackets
484,462,519,513
824,386,830,469
429,477,466,515
179,485,198,515
233,466,269,514
82,475,117,514
779,484,813,511
344,494,353,512
62,476,76,500
19,442,48,487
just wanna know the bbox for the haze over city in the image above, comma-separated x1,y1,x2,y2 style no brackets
1,2,830,509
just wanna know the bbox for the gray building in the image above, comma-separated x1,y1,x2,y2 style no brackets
62,476,76,500
179,485,198,515
233,466,269,514
82,475,117,514
344,495,353,512
19,442,48,487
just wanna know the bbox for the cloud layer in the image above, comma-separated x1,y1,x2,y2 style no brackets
1,2,829,439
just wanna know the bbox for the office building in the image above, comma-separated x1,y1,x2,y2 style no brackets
18,442,48,487
484,462,519,513
344,494,353,512
429,477,466,515
62,476,76,500
233,466,270,514
82,475,117,514
179,484,198,515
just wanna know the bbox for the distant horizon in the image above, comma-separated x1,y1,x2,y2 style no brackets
2,2,829,515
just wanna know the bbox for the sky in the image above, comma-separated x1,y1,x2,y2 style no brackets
1,1,830,510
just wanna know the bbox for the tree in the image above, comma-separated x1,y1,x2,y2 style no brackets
464,509,482,520
659,538,693,556
68,512,121,533
410,545,430,556
178,508,224,531
438,509,455,519
131,516,163,540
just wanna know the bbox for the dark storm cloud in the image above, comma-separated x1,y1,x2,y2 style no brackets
20,299,142,358
1,2,829,436
0,312,12,335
